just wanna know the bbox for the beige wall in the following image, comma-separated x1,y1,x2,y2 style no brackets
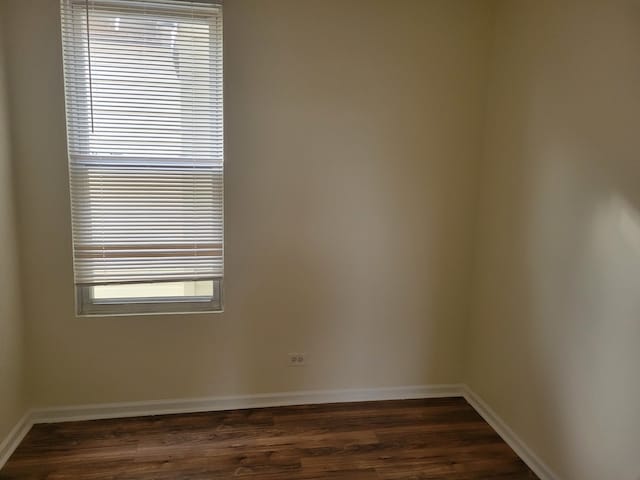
468,1,640,479
0,8,26,443
2,0,493,407
3,1,640,477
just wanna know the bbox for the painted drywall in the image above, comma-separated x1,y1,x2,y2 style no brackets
2,0,493,406
0,8,26,443
467,1,640,479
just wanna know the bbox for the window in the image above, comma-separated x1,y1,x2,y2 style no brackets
61,0,223,315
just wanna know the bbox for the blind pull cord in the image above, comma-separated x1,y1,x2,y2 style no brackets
85,0,95,133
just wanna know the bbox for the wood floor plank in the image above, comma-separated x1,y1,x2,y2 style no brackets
0,397,538,480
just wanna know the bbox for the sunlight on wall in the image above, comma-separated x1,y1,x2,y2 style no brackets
611,195,640,254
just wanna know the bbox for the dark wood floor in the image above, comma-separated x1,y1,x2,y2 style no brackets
0,397,537,479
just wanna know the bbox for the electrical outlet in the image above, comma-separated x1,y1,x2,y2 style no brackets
288,352,306,366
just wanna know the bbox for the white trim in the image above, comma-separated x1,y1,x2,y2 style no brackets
30,384,464,424
0,411,32,470
462,385,561,480
3,383,555,478
3,385,462,468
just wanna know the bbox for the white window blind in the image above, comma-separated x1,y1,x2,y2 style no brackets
61,0,223,314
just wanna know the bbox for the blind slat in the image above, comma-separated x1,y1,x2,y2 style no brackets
61,0,223,287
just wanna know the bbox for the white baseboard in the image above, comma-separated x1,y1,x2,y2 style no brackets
30,383,464,424
462,385,560,480
3,383,556,479
0,411,32,470
1,384,462,469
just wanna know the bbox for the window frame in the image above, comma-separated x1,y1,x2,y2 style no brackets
76,279,223,316
62,0,224,316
